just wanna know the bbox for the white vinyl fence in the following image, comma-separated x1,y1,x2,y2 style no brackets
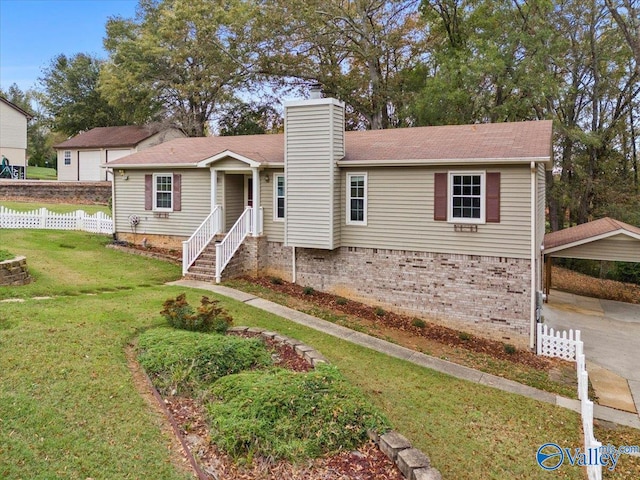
0,206,113,235
537,323,602,480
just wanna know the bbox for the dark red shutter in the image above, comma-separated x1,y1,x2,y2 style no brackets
486,172,500,223
173,174,181,211
144,174,152,210
434,172,447,221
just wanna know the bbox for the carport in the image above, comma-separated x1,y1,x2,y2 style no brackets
543,217,640,299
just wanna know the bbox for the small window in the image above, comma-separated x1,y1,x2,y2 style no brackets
274,174,285,220
449,172,485,223
154,173,173,211
347,173,367,225
64,151,71,166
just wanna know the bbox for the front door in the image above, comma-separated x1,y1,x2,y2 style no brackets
246,176,253,208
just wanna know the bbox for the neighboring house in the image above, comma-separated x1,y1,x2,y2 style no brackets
108,96,553,349
0,96,32,176
54,125,186,181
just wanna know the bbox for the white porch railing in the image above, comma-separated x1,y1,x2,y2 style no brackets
537,323,601,480
215,207,253,283
182,206,221,275
0,206,113,234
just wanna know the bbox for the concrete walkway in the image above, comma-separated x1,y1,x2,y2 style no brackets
169,280,640,429
543,290,640,419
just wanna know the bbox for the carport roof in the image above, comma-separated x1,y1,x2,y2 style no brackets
544,217,640,261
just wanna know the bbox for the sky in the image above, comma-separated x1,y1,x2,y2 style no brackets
0,0,138,93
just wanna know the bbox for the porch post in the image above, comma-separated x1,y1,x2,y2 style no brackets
210,168,217,210
252,167,261,236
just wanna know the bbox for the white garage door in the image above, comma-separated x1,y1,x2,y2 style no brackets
78,150,102,181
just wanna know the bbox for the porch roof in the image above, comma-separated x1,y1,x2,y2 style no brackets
107,120,552,168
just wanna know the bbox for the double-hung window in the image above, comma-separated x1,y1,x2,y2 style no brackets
154,173,173,211
64,151,71,166
449,172,485,223
274,174,285,220
347,173,367,225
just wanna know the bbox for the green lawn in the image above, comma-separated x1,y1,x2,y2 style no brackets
26,166,57,180
0,229,635,479
0,200,110,215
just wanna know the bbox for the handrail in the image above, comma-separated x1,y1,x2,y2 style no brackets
182,206,221,275
215,207,253,283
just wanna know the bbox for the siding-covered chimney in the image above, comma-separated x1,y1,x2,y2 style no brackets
284,96,345,250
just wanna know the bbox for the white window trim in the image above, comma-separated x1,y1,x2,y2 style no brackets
64,151,71,166
346,172,368,226
153,173,173,212
447,170,486,224
273,173,285,222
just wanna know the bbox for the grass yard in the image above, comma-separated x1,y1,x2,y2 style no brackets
0,229,637,479
26,166,58,180
0,200,110,215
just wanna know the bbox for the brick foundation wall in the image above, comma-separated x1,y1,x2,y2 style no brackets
0,180,111,205
0,256,31,286
263,244,531,345
116,232,185,251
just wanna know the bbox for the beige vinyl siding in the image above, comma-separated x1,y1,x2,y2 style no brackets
285,100,343,249
137,129,185,150
332,107,344,247
340,165,532,258
550,235,640,262
0,101,28,167
113,168,210,237
57,149,78,181
213,158,253,171
536,163,546,290
261,169,284,242
224,174,245,230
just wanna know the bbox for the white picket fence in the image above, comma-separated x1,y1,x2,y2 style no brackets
537,323,602,480
0,206,113,235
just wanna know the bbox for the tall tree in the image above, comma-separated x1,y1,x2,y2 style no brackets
39,53,128,136
256,0,426,129
101,0,260,137
218,101,283,136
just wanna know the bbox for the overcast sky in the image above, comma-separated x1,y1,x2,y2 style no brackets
0,0,138,92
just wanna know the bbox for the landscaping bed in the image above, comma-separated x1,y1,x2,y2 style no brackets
135,316,406,480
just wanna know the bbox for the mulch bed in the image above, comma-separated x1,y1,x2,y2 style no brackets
158,331,404,480
242,276,556,371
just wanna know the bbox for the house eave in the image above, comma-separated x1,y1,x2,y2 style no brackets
103,163,200,170
336,156,551,168
544,230,640,255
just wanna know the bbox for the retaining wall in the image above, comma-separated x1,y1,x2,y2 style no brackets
0,180,111,205
0,256,31,286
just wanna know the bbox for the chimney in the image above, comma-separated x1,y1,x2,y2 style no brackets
309,82,323,99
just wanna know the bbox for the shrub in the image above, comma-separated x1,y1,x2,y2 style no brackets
303,286,314,295
335,296,348,306
459,331,472,341
270,276,283,285
137,328,273,396
412,318,426,329
161,293,232,333
206,364,390,461
503,343,517,355
374,307,386,317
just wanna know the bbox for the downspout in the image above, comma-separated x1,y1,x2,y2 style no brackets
530,161,537,351
292,246,296,284
111,170,117,240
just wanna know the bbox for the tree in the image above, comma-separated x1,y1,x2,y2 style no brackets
604,0,640,69
218,101,283,136
39,53,128,136
101,0,260,137
256,0,427,129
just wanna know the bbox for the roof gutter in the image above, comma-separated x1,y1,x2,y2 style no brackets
336,156,551,167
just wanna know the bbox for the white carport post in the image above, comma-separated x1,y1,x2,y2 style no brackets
252,167,261,236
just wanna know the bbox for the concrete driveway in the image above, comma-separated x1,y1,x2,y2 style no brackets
542,290,640,416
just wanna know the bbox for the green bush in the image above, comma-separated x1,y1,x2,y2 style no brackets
205,364,390,461
459,331,472,341
374,307,386,317
335,296,348,305
161,293,233,333
137,328,273,395
270,276,283,285
503,343,517,355
303,286,314,295
412,318,426,329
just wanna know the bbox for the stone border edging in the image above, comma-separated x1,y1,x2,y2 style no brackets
229,325,443,480
0,255,31,286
